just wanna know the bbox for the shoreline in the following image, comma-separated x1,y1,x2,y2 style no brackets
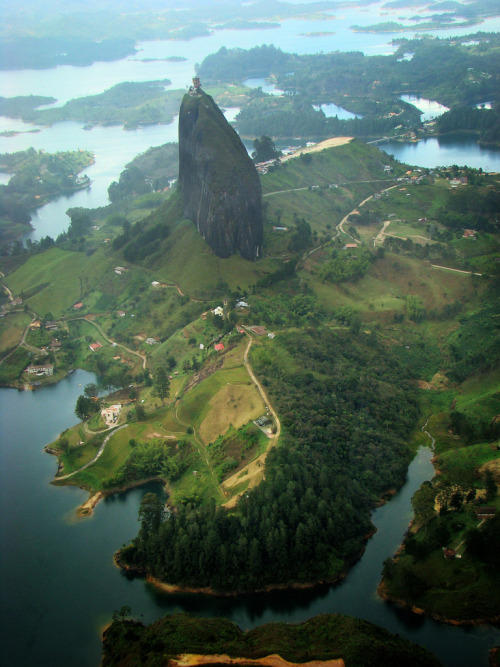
377,580,500,627
113,527,378,597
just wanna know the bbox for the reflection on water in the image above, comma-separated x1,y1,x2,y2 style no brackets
400,94,450,121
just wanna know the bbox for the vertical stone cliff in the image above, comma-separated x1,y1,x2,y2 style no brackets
178,89,263,260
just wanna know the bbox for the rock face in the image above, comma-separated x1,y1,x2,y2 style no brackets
178,89,263,260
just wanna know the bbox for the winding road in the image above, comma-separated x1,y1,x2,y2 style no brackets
55,423,128,481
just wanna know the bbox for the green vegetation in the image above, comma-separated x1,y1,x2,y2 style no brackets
102,612,442,667
118,327,419,591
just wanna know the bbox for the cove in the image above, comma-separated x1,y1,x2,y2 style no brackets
1,375,499,666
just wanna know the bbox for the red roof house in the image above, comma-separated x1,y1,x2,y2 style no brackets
89,342,102,351
214,343,224,352
73,302,83,309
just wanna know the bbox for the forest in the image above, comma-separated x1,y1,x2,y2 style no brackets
119,326,419,591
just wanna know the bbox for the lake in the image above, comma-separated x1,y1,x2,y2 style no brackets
0,374,499,666
381,134,500,172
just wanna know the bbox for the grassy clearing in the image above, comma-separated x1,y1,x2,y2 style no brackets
199,382,264,444
0,311,31,354
177,365,251,433
437,441,500,487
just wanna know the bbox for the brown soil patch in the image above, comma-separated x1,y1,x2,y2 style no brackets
281,137,353,162
223,452,268,508
170,654,344,667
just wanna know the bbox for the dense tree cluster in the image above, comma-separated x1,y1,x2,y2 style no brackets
120,328,419,591
104,439,191,490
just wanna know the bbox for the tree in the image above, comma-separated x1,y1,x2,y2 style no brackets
135,404,146,421
111,605,131,623
153,367,170,405
252,135,281,163
484,469,497,501
84,382,99,398
75,394,94,421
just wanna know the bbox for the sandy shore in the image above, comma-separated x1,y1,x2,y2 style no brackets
170,654,344,667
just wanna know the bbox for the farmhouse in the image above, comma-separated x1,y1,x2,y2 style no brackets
475,506,496,519
214,343,224,352
89,342,102,351
101,404,122,426
73,302,83,310
25,364,54,376
249,326,268,336
30,320,41,330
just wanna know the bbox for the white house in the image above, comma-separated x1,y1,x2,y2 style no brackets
101,404,122,426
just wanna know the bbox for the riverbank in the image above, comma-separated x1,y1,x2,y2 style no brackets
377,580,500,627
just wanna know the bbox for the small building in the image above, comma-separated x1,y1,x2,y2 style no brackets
151,281,160,287
475,506,497,519
268,332,276,339
101,404,122,426
249,326,268,336
145,337,157,345
73,302,83,310
30,320,41,330
45,321,58,331
463,229,477,239
199,343,205,350
116,310,126,317
212,306,224,317
443,548,456,560
214,343,224,352
89,342,102,352
344,243,358,249
25,364,54,376
50,339,61,351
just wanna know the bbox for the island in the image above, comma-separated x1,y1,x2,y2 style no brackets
0,148,94,243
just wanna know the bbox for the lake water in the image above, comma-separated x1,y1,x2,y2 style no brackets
1,376,498,666
400,95,450,122
381,134,500,172
313,102,362,120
